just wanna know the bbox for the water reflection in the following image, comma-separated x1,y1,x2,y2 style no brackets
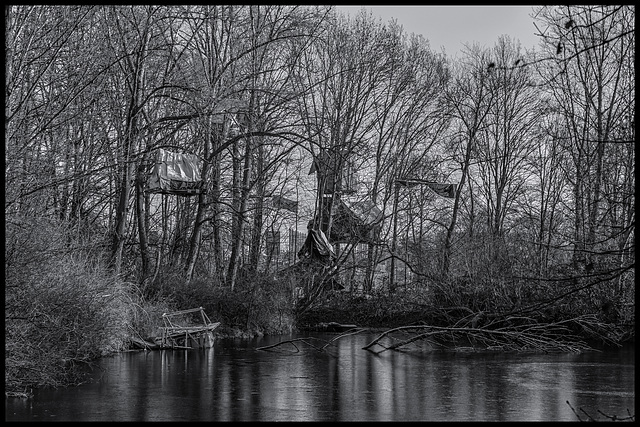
5,333,635,421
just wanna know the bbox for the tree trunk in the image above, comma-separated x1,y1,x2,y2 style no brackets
389,182,400,291
111,159,132,276
442,63,493,278
110,13,149,277
135,152,151,282
248,139,265,273
227,136,253,290
185,116,214,283
210,152,225,284
184,191,206,282
443,147,471,278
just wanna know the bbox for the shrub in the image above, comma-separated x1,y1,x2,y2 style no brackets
5,217,132,395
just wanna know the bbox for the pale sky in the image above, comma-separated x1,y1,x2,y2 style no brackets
335,5,541,57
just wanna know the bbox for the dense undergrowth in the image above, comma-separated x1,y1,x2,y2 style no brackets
298,277,635,345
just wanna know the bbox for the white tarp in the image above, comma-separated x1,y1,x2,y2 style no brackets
148,148,204,196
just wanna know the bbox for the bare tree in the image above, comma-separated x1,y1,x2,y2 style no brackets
533,5,635,282
440,46,495,278
367,28,451,291
5,6,102,218
290,10,394,294
465,36,542,279
520,117,570,278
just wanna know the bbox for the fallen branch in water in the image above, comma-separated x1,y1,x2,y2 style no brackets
256,328,367,352
256,337,325,352
362,319,596,354
320,328,367,350
258,315,602,355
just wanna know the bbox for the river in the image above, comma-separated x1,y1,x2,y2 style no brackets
4,332,635,422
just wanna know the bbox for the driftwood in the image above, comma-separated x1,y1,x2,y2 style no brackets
308,322,359,332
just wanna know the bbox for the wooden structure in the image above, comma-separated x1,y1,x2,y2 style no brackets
157,307,220,349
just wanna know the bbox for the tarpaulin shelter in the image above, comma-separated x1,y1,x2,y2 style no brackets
323,197,383,243
148,148,204,196
297,228,335,263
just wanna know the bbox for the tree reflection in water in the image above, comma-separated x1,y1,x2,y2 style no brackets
4,333,635,422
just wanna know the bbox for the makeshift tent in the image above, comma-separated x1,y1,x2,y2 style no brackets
148,148,204,196
297,228,335,263
321,197,383,243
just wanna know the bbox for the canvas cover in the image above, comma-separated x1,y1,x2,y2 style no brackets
396,178,457,198
148,148,204,196
298,228,335,262
341,198,383,227
271,195,298,213
324,197,383,243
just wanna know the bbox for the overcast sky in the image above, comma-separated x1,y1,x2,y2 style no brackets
335,5,541,57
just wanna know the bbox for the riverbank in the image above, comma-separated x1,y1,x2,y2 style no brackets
6,269,634,399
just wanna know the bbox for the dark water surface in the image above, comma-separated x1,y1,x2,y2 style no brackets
5,332,635,421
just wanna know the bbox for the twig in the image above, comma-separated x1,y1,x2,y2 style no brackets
566,400,583,421
596,408,636,422
566,401,634,422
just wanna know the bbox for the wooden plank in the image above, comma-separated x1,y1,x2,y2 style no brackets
160,327,219,339
160,327,214,332
130,336,160,350
159,323,220,332
162,307,204,317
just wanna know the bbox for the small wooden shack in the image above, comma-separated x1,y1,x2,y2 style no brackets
157,307,220,349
